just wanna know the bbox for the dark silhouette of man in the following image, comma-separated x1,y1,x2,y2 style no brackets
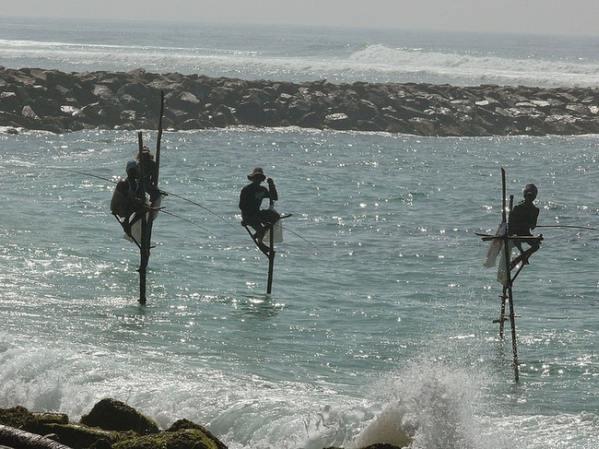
239,167,280,245
509,183,540,264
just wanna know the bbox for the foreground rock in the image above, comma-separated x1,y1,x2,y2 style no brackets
0,401,225,449
0,400,408,449
1,66,599,136
80,399,159,435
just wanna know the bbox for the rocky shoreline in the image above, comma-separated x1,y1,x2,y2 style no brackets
1,66,599,136
0,399,405,449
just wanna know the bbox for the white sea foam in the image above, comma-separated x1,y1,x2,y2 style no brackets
2,39,599,87
348,44,599,87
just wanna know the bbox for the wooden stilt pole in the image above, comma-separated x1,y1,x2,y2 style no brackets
499,175,519,382
507,285,519,382
155,91,164,182
498,168,508,338
138,131,149,305
499,287,507,338
267,223,275,294
138,92,164,305
506,193,519,381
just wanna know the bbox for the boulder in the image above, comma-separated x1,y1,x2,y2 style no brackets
287,99,313,122
0,406,34,429
31,413,68,426
324,112,352,130
112,428,227,449
21,105,39,120
167,419,227,449
234,101,267,125
298,111,323,128
180,118,206,130
92,84,113,100
116,83,152,99
80,399,159,435
0,91,20,112
35,423,131,449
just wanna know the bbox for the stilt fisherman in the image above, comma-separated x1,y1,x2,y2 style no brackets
110,160,145,237
239,167,280,246
509,183,541,264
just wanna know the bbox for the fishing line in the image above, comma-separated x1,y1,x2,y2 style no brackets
47,166,236,224
46,166,336,249
536,225,598,231
283,225,319,248
160,190,238,229
160,209,212,234
47,166,118,184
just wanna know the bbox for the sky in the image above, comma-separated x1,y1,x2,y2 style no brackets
1,0,598,36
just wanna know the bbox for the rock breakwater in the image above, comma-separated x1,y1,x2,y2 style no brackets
1,66,599,135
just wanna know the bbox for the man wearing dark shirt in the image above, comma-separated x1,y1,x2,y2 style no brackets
509,183,540,262
239,167,280,244
111,160,145,236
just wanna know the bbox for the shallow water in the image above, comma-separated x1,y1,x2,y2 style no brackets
1,128,598,448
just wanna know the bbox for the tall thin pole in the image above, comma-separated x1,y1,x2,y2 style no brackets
498,168,508,339
138,132,149,305
267,224,275,294
155,91,164,185
499,287,507,338
506,193,520,381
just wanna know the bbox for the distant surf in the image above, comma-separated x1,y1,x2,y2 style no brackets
1,25,599,87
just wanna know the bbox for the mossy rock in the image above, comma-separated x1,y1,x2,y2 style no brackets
113,429,226,449
166,420,227,449
81,399,159,435
361,444,405,449
32,412,69,425
0,406,34,429
33,423,134,449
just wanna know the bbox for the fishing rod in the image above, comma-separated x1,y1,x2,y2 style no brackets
536,225,598,231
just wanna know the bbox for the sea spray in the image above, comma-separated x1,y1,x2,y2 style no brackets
354,356,510,449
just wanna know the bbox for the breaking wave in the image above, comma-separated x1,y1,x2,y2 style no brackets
2,39,599,87
348,44,599,87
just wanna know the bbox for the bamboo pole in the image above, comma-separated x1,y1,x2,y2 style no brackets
498,168,508,338
137,131,149,305
267,223,275,294
155,90,164,185
506,195,520,382
499,287,507,338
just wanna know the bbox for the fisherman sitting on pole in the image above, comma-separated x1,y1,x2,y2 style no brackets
509,183,540,265
239,167,280,248
111,160,145,237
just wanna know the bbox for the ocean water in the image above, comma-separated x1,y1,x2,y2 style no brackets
1,128,599,449
1,16,599,87
1,17,599,449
